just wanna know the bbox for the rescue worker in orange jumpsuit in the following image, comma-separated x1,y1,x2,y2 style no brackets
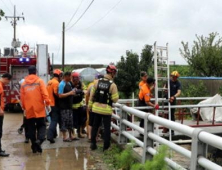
89,65,119,151
20,66,51,153
0,73,12,157
138,77,159,128
46,69,63,143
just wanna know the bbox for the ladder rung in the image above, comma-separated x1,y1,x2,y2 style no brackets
157,46,167,50
157,66,168,70
157,77,168,81
158,88,168,91
158,110,169,113
157,57,168,60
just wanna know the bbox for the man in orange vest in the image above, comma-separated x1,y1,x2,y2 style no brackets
138,77,159,128
0,73,12,157
46,69,63,143
20,66,50,153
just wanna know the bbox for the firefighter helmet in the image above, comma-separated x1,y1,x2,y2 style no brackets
106,65,117,73
171,71,180,77
72,72,80,79
53,69,63,76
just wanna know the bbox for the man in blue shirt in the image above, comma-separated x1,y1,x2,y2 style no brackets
58,72,75,142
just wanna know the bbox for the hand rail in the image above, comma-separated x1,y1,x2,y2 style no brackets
112,102,222,170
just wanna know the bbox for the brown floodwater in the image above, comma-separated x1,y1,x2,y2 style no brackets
0,113,105,170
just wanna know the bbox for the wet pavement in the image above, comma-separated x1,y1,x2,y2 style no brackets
0,113,107,170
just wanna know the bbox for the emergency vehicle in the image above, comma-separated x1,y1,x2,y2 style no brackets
0,44,52,112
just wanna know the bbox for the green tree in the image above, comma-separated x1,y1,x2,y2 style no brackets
115,50,140,98
139,45,153,74
180,32,222,76
0,9,5,21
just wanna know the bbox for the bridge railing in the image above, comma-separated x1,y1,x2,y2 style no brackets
112,102,222,170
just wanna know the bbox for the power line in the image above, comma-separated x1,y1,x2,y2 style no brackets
66,0,85,27
9,0,14,7
82,0,122,30
65,0,95,32
0,0,13,14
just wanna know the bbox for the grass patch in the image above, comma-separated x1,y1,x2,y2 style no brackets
102,142,168,170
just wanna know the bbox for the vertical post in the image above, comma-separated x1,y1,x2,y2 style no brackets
142,114,154,163
52,53,54,68
62,22,65,72
13,5,16,42
118,105,128,144
190,129,206,170
197,107,200,126
212,107,216,125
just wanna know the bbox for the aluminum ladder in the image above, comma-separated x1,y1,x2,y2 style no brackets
154,42,172,142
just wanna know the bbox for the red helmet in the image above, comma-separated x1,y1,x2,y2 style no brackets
72,72,80,79
53,69,63,76
106,65,117,73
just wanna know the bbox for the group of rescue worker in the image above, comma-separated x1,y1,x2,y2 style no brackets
0,64,119,155
0,64,181,156
138,71,181,135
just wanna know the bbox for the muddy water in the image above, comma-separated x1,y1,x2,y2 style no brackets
0,113,106,170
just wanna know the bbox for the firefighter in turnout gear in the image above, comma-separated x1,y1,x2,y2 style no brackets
71,72,87,138
89,65,119,151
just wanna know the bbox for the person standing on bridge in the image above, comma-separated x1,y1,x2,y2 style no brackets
89,65,119,151
164,71,181,134
71,72,87,139
20,66,51,153
138,77,159,128
58,72,76,142
139,71,148,89
0,73,12,157
46,69,63,144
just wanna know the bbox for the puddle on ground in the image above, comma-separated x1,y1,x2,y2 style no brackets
0,143,98,170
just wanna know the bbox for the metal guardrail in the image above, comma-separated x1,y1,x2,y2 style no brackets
112,102,222,170
118,97,210,104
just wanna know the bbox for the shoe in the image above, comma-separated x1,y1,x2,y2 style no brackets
78,133,85,138
0,149,5,153
0,151,9,157
31,144,37,153
47,138,55,144
35,140,42,153
90,143,97,150
17,128,23,134
24,138,29,143
82,129,87,134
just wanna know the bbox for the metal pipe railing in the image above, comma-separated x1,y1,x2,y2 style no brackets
118,97,210,103
112,102,222,170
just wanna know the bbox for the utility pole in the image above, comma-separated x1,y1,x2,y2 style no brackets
5,5,25,50
62,22,65,72
52,53,54,68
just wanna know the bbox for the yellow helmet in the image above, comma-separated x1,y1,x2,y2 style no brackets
171,71,180,77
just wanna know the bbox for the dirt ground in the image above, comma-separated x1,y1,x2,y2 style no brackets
0,113,108,170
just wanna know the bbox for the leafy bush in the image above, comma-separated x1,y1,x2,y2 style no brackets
131,145,168,170
180,80,209,98
103,143,168,170
115,143,137,169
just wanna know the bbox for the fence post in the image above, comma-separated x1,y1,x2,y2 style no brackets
190,128,207,170
118,104,128,144
142,113,154,163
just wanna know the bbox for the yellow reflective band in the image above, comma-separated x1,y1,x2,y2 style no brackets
92,105,112,114
72,102,83,109
91,87,95,93
111,93,119,100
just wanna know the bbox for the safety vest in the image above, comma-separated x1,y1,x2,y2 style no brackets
94,78,113,106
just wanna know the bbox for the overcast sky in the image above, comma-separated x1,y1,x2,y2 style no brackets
0,0,221,65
